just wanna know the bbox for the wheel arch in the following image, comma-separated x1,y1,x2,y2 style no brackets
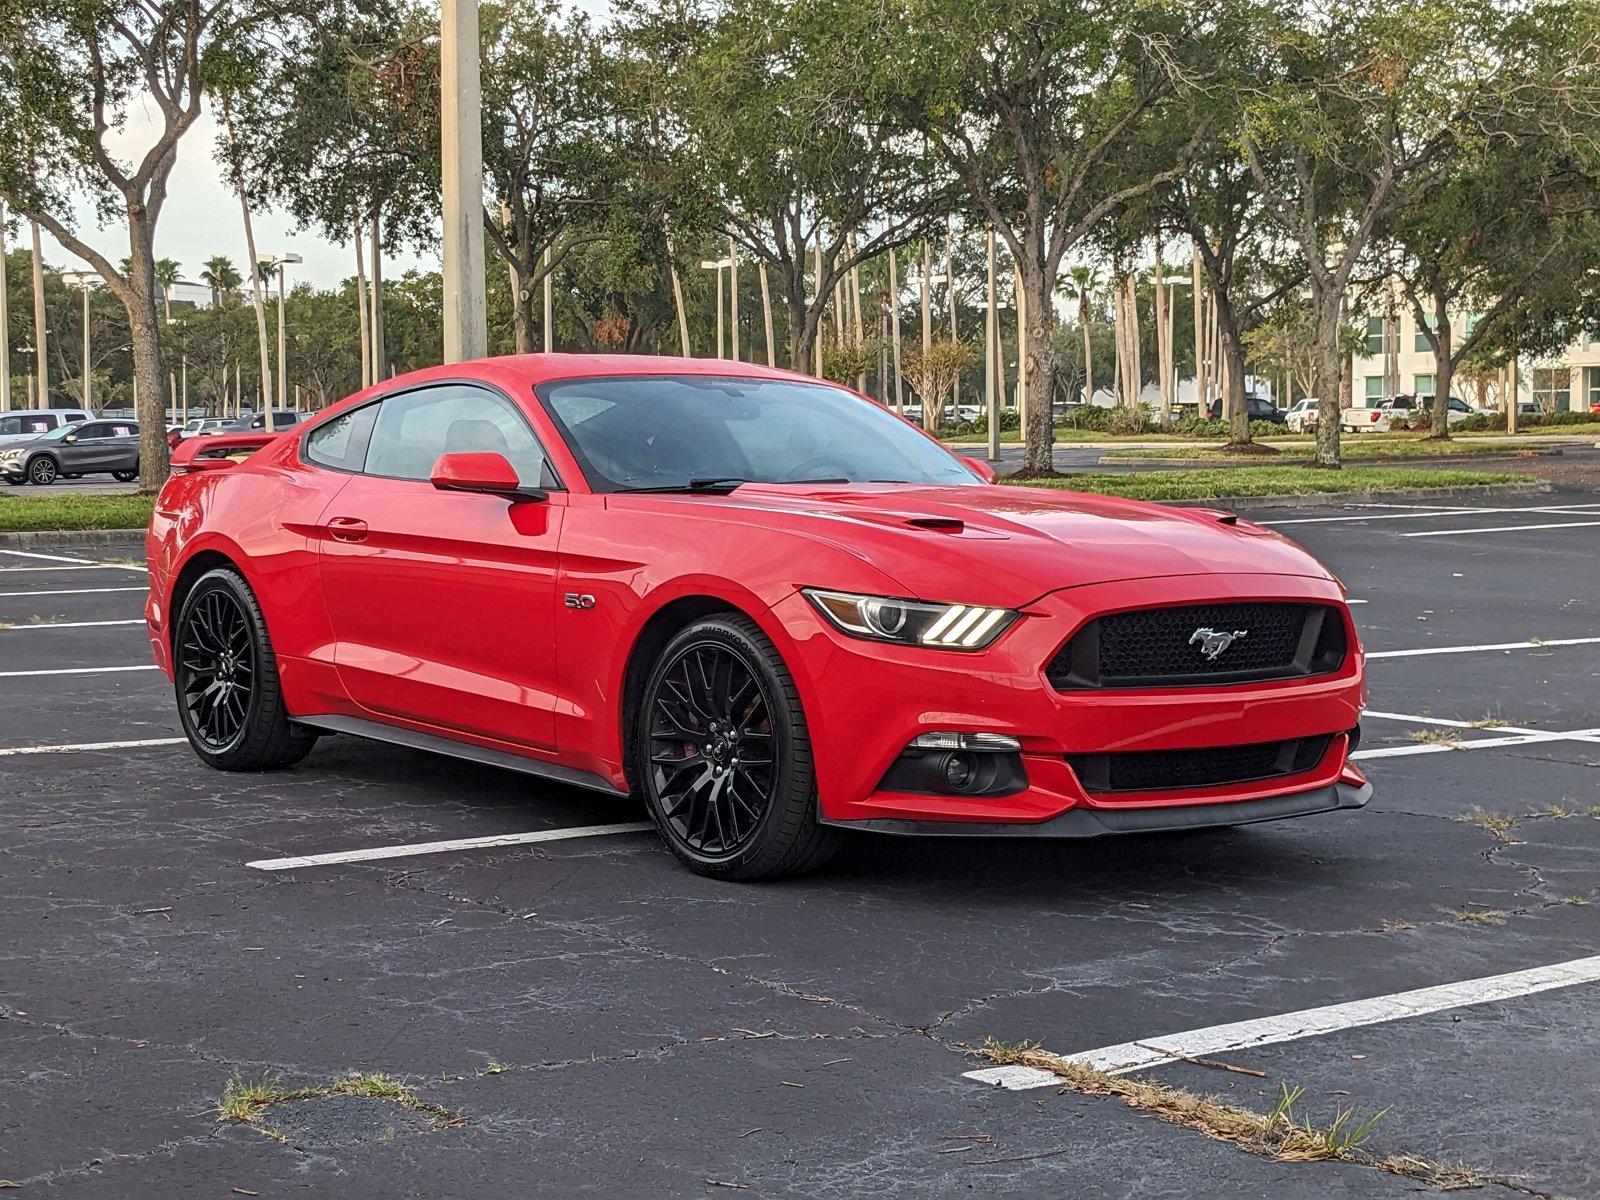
618,594,766,795
166,546,247,656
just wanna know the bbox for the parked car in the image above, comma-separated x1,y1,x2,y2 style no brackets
1,418,140,485
1340,394,1474,433
0,408,91,449
200,410,305,434
1205,394,1284,424
1284,398,1320,434
147,355,1369,881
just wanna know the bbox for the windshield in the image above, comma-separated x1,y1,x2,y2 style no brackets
537,375,980,492
35,423,76,442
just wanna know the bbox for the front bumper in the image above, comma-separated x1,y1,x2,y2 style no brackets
826,778,1372,837
775,571,1368,828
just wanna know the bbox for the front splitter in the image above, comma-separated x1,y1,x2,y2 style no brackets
825,779,1373,838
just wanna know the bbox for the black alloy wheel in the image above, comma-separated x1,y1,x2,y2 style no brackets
178,584,255,753
638,615,837,880
174,568,317,770
27,456,57,485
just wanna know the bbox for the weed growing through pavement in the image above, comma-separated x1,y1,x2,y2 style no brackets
1407,728,1461,746
1440,906,1510,925
216,1070,466,1140
976,1041,1495,1188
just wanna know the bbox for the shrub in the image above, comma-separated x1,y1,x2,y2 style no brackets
943,409,1020,436
1249,419,1282,438
1104,406,1149,435
1171,415,1230,438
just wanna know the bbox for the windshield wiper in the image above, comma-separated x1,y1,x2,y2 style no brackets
620,477,747,495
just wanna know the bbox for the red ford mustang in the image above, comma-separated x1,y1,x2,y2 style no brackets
145,355,1369,879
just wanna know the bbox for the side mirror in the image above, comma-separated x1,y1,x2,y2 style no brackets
62,434,77,445
430,451,547,502
960,455,998,484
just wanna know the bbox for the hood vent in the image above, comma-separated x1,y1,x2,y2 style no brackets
903,516,964,533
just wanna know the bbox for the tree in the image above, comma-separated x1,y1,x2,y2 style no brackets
1387,8,1600,437
0,0,302,488
200,257,242,307
657,0,943,371
895,0,1206,473
480,2,660,353
153,258,182,323
1067,267,1100,404
1238,0,1540,466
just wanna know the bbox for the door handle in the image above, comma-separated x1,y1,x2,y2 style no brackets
327,517,369,543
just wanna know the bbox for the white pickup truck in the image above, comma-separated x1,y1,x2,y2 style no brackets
1340,394,1476,433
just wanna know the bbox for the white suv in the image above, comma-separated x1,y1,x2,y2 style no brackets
0,409,91,449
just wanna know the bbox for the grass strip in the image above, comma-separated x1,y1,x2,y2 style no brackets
1009,466,1526,501
0,493,157,532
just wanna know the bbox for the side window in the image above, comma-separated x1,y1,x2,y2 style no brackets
34,416,58,433
65,413,87,423
75,424,109,440
0,417,18,436
364,385,552,487
304,404,379,473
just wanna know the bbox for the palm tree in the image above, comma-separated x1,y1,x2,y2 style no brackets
1069,265,1099,405
200,256,241,307
153,258,182,323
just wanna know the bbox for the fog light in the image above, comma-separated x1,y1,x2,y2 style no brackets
942,752,976,790
912,731,1022,752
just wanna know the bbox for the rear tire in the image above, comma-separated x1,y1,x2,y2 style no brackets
173,567,318,771
112,468,138,483
635,614,838,881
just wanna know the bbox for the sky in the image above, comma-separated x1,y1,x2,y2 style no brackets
37,0,616,293
43,109,434,292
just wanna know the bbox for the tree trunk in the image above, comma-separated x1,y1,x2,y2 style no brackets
1210,287,1251,447
1310,287,1344,468
511,260,536,355
1018,257,1057,475
1080,293,1092,405
123,225,171,491
1429,288,1452,439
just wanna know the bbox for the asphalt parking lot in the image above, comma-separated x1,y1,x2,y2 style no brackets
3,490,1598,1198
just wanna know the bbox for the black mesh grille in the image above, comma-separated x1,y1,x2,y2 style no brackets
1048,602,1346,689
1070,735,1334,794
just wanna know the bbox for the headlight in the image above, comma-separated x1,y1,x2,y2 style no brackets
803,589,1017,650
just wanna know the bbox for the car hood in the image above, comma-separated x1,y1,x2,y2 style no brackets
644,482,1336,607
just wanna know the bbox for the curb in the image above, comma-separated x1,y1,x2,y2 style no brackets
0,527,147,548
1166,480,1553,512
1100,449,1564,468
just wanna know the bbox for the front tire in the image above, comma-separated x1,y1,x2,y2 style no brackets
173,567,318,770
27,456,58,485
112,468,138,482
636,614,838,881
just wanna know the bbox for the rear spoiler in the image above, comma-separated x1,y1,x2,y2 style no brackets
169,431,282,473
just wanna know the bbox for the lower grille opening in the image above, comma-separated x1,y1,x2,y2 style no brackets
1069,735,1335,794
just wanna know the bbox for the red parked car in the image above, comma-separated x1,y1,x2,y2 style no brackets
145,356,1369,879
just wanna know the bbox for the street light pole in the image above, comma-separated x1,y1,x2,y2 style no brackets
61,271,96,411
441,0,487,363
700,257,732,359
0,203,10,411
31,221,48,408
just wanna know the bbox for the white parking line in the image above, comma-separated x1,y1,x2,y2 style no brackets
0,548,109,564
0,665,159,679
0,564,145,574
1353,730,1600,760
247,822,655,870
964,954,1600,1089
0,586,146,597
0,619,144,630
1261,502,1600,527
1368,636,1600,658
0,737,185,757
1401,519,1600,538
